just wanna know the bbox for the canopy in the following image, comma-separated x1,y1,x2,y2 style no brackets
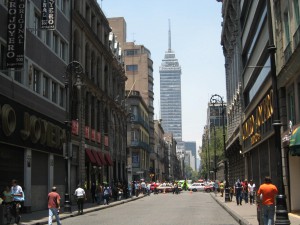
289,127,300,156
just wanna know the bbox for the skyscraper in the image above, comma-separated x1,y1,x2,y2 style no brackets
159,21,182,142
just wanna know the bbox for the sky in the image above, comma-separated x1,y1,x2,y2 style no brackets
99,0,226,147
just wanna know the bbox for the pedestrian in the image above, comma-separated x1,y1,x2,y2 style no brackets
257,176,278,225
248,180,256,205
11,179,24,224
91,182,96,203
213,181,219,197
234,179,243,205
219,181,225,197
103,184,111,205
243,179,249,203
3,185,13,204
229,185,234,202
74,184,86,215
96,184,103,205
47,186,62,225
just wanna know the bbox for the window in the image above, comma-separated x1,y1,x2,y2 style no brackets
14,70,22,83
52,82,57,103
294,0,300,27
126,65,138,71
284,11,291,46
60,40,67,61
33,68,41,93
53,33,59,54
46,30,51,47
0,44,7,75
43,75,49,97
124,49,140,56
33,12,42,38
288,88,295,125
59,86,64,107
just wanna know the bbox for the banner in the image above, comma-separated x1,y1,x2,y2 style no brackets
41,0,56,30
6,0,26,68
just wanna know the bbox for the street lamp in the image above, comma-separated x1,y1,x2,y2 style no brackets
265,1,290,224
211,123,217,181
64,61,84,213
210,94,230,202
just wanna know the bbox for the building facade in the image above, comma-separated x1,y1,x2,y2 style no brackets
159,23,182,143
0,0,71,211
125,90,150,182
220,0,300,213
0,0,127,211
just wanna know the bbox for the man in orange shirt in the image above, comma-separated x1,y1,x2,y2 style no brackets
257,176,278,225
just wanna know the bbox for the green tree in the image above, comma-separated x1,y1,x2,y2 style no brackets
200,126,226,179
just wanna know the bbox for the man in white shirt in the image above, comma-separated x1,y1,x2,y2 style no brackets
11,179,24,224
74,185,86,214
248,180,256,205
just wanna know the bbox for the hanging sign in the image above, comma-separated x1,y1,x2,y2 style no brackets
6,0,26,68
41,0,56,30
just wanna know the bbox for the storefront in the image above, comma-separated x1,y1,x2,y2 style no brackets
242,89,281,187
0,95,65,211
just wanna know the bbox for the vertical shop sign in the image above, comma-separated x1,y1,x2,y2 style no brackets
41,0,56,30
6,0,26,68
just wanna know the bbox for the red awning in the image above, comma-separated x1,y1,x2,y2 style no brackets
104,153,113,166
85,149,96,164
97,152,107,166
92,150,102,166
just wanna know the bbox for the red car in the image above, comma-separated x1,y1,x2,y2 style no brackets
204,184,214,192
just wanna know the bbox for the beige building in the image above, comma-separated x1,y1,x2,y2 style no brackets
108,17,155,181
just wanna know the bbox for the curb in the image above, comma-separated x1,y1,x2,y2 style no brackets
210,193,252,225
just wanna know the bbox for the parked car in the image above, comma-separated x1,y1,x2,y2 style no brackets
188,183,206,192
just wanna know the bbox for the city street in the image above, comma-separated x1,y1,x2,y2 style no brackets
61,192,238,225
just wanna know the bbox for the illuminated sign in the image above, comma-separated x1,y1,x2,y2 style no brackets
242,90,273,145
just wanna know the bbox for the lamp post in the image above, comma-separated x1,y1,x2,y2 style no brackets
211,123,217,181
210,94,230,202
207,128,210,181
64,61,84,213
265,1,290,224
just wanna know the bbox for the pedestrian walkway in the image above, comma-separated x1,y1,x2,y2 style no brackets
211,193,300,225
17,195,145,225
7,193,300,225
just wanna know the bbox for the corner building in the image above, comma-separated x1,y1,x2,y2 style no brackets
0,0,127,211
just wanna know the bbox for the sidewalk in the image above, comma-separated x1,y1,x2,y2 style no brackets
12,193,300,225
18,195,145,225
211,193,300,225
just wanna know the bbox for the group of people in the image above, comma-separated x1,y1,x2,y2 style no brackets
0,179,25,224
232,177,278,225
233,179,256,205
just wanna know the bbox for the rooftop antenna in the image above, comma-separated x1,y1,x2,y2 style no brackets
168,19,172,52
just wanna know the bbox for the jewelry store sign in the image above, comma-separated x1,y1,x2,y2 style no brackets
41,0,56,30
6,0,25,68
242,90,274,146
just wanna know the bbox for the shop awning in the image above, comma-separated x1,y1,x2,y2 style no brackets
92,150,102,166
85,149,97,164
289,127,300,156
104,153,113,166
97,152,107,166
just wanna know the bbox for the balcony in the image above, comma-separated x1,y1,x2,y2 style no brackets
294,25,300,50
130,140,151,153
284,42,292,63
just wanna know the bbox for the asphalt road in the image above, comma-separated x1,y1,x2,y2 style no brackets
61,191,239,225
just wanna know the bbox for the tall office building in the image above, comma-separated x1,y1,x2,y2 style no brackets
159,21,182,142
